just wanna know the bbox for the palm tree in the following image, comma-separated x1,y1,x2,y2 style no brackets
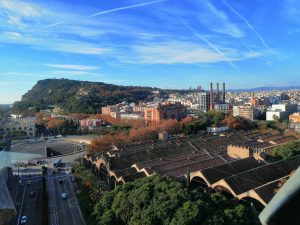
90,180,103,202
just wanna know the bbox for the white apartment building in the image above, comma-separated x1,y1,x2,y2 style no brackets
0,117,36,137
266,104,297,121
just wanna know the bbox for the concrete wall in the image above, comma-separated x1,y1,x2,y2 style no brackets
227,145,251,159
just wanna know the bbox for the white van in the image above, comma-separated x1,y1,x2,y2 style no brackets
61,192,67,199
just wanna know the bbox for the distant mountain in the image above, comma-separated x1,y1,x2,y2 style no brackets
12,79,183,114
0,104,12,109
228,86,300,92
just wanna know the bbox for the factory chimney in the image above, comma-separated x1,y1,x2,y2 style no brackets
216,82,220,103
222,82,226,103
210,82,214,110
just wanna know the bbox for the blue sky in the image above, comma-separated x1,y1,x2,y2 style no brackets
0,0,300,103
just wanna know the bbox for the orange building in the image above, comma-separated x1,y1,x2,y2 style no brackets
289,112,300,123
144,102,187,123
289,112,300,132
101,105,117,115
248,98,258,107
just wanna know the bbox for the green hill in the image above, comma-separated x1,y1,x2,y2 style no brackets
12,79,168,114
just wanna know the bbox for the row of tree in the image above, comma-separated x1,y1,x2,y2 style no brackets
87,111,265,153
87,118,192,153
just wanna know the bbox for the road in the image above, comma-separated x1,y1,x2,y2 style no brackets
8,135,90,225
10,169,85,225
10,176,43,225
47,170,85,225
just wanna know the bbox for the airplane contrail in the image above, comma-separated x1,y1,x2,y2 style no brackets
45,0,166,29
88,0,166,18
44,22,65,29
221,0,277,56
182,22,238,69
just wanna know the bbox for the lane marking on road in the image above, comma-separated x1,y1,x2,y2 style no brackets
67,175,86,225
16,182,27,225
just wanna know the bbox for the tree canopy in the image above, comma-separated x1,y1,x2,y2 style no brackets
90,175,258,225
12,78,190,114
272,140,300,159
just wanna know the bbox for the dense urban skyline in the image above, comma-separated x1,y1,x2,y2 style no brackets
1,0,300,103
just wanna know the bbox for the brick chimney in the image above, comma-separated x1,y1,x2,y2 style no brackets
210,82,214,110
216,82,220,103
222,82,226,103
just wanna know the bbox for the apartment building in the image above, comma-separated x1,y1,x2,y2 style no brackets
289,112,300,132
197,92,210,112
0,117,36,138
80,119,102,128
101,105,118,116
144,102,187,123
266,104,297,121
233,105,257,121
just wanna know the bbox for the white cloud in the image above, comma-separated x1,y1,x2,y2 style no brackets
221,0,276,56
2,31,22,38
47,43,108,55
182,22,236,68
7,15,25,28
0,32,109,55
45,64,99,71
0,0,44,17
0,0,273,65
197,1,244,38
121,41,232,64
243,51,265,59
117,40,268,65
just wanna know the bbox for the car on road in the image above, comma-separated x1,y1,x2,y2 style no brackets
37,160,47,165
20,216,27,224
26,180,31,185
58,178,63,184
61,192,67,199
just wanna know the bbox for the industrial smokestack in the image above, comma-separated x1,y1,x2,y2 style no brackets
216,82,219,103
222,82,226,103
210,82,214,111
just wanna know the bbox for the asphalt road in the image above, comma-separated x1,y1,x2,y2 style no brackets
10,177,43,225
10,170,85,225
47,170,85,225
8,135,89,225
